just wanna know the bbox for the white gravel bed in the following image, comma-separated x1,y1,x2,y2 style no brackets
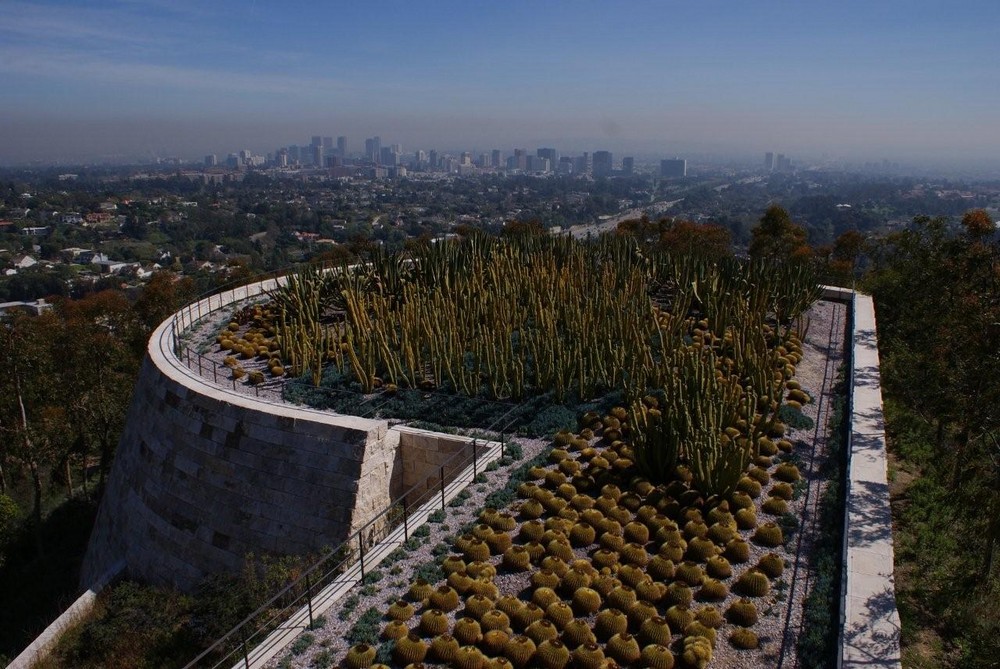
269,437,552,669
709,299,847,669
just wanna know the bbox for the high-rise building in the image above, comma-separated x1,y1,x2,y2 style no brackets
592,151,613,178
312,144,323,166
429,150,438,169
526,155,550,172
365,137,383,163
621,156,634,176
775,153,791,171
380,146,400,166
491,149,501,168
573,153,589,175
204,154,217,167
765,152,774,171
537,148,558,166
337,136,347,156
364,136,383,163
311,136,322,147
322,136,333,149
660,158,687,178
513,148,527,170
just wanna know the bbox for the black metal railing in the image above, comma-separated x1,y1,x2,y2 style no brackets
181,408,522,669
158,269,535,668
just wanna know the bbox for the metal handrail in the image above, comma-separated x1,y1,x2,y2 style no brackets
160,268,532,668
179,399,523,669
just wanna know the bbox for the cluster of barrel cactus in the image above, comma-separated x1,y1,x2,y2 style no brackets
333,391,813,669
215,303,285,379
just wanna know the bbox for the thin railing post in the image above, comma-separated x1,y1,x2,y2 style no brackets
440,466,446,511
213,364,218,384
240,625,250,669
197,354,202,376
402,498,409,541
305,572,314,629
473,440,478,478
358,532,365,581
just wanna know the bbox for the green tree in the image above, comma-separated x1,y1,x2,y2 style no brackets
749,204,810,261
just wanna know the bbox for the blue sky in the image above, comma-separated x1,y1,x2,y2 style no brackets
1,1,998,166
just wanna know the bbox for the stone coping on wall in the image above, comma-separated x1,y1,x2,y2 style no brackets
839,292,902,668
7,561,124,669
153,277,385,435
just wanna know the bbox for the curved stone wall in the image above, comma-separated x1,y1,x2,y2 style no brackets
81,280,396,591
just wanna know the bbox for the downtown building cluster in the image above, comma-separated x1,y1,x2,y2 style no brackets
202,134,692,180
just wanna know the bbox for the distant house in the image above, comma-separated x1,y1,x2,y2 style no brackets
92,259,140,275
22,226,50,236
84,212,113,226
11,254,38,269
79,251,109,264
0,298,53,316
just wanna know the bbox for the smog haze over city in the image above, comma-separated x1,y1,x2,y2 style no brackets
1,0,998,172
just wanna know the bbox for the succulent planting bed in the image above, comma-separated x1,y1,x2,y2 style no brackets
248,299,847,669
174,237,840,668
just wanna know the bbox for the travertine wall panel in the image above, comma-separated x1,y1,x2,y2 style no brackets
81,283,397,592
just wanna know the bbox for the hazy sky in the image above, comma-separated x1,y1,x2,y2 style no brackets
1,0,999,167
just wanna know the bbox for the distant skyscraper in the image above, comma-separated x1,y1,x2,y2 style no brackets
204,154,217,167
322,136,333,149
537,147,558,166
365,137,384,163
660,158,687,178
491,149,501,168
573,153,589,175
380,146,400,166
311,136,322,147
592,151,613,178
513,148,527,170
765,152,774,171
337,136,347,156
526,155,550,172
621,156,634,175
429,150,438,169
312,144,323,166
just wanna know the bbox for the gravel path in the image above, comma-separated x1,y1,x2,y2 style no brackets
708,299,847,668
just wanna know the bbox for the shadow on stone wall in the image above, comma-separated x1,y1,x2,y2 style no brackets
843,586,902,667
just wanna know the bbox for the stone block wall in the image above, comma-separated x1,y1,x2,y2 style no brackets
81,284,396,592
393,426,483,505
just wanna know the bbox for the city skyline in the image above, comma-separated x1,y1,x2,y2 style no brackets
1,1,999,169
